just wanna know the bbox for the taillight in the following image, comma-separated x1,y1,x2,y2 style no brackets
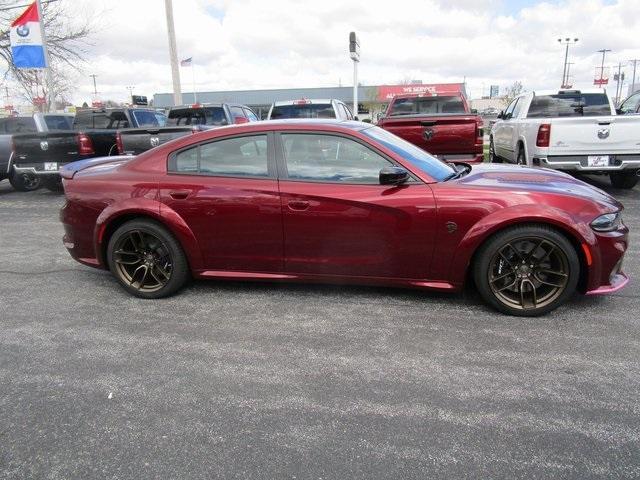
476,119,484,141
115,131,124,155
536,124,551,147
77,133,95,155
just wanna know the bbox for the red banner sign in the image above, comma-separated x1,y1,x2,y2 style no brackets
376,83,464,102
33,96,46,106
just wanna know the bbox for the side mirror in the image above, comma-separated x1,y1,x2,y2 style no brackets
353,115,359,121
234,116,249,125
471,109,478,114
497,110,504,119
379,166,409,185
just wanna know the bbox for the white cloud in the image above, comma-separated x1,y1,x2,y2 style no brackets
31,0,640,104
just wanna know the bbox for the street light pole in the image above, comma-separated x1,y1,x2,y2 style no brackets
558,37,578,88
164,0,182,106
349,32,360,118
597,49,611,85
89,74,98,95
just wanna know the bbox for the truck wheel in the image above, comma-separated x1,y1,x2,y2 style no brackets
9,170,41,192
489,138,502,163
42,176,64,193
609,170,639,189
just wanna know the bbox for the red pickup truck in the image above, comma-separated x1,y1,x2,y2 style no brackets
377,93,484,163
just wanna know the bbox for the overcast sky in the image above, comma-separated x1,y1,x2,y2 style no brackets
45,0,640,103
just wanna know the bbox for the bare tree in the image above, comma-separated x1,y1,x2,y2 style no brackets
502,81,524,106
0,0,94,111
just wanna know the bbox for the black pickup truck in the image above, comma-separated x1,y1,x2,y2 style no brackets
11,107,165,191
117,103,259,155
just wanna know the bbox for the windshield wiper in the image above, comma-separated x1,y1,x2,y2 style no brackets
443,164,471,181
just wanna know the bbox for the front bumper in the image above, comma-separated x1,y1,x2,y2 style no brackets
586,272,629,295
533,154,640,172
584,225,629,295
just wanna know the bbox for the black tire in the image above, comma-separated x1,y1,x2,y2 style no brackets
473,225,580,317
107,219,189,299
42,175,64,193
488,137,502,163
516,145,526,166
9,170,41,192
609,170,638,189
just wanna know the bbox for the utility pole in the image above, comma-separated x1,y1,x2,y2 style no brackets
614,62,625,106
558,37,578,88
630,59,639,94
164,0,182,106
89,74,98,95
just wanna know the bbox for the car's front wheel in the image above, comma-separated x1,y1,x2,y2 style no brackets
474,225,579,316
9,170,41,192
107,219,189,298
609,170,638,189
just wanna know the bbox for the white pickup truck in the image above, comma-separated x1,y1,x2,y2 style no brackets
489,89,640,189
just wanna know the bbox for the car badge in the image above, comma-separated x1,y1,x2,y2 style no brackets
150,136,160,147
40,140,49,151
423,128,434,141
597,128,610,139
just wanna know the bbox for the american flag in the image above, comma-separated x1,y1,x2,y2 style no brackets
180,57,192,67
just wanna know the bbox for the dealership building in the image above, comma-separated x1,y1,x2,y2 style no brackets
153,82,467,119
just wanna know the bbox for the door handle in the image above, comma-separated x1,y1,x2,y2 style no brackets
288,200,310,211
169,189,190,200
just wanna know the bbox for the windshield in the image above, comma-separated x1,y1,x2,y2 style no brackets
389,96,466,116
132,110,167,127
527,93,611,117
270,104,335,119
167,107,228,126
362,126,456,182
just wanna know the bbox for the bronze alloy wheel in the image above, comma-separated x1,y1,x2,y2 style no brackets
487,236,570,311
112,229,173,292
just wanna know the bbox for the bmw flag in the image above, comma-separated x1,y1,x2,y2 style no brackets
10,2,47,69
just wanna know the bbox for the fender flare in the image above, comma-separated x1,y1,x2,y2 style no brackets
448,204,597,285
95,198,204,271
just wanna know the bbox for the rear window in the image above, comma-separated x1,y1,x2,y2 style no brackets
132,110,167,127
166,107,228,126
270,104,335,119
2,117,37,134
527,93,611,117
389,96,466,115
44,115,73,131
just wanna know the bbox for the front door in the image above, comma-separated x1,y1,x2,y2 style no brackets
276,132,437,279
159,133,283,272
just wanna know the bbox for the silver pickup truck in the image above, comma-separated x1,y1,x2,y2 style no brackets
0,113,74,191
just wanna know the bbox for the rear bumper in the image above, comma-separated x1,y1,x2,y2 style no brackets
533,154,640,172
13,164,65,176
437,153,485,164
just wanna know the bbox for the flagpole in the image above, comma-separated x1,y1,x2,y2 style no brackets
192,62,197,104
35,0,54,112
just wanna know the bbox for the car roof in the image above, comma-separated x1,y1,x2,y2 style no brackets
531,88,607,96
272,99,337,106
207,119,371,134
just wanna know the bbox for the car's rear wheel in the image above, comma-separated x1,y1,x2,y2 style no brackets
609,170,638,189
9,170,41,192
42,176,64,193
107,219,189,298
489,138,502,163
474,225,579,316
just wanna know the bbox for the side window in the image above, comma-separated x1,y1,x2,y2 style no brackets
229,106,245,120
504,98,518,119
168,135,269,178
243,108,259,122
511,97,524,118
281,133,392,184
620,92,640,114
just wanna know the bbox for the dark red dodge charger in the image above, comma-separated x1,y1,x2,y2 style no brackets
60,120,629,316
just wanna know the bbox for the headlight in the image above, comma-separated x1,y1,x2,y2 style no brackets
590,212,622,232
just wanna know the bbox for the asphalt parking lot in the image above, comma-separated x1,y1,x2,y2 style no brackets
1,176,639,480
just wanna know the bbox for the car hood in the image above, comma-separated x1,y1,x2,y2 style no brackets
456,163,622,211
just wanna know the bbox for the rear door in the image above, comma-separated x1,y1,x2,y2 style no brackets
159,132,283,272
276,131,437,279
